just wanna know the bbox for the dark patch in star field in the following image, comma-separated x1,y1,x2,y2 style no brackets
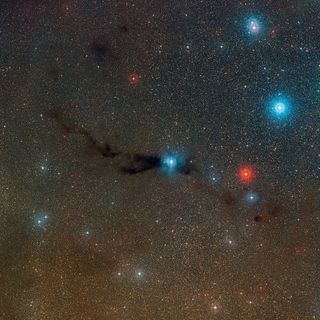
90,41,108,60
269,203,283,218
48,110,120,159
119,25,129,33
120,154,161,175
49,110,287,219
49,110,195,176
47,67,61,81
254,215,263,222
253,202,284,223
222,191,237,205
90,38,119,62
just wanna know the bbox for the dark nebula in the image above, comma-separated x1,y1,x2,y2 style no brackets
1,1,319,319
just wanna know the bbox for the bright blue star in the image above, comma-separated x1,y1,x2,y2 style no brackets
33,212,49,230
161,154,179,174
134,268,145,280
268,95,292,121
245,16,264,38
211,176,218,183
244,192,259,204
210,174,220,185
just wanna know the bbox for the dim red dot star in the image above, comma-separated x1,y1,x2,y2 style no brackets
62,3,73,13
128,73,140,85
238,166,254,183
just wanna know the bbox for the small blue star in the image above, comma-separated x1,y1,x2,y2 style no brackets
211,175,219,184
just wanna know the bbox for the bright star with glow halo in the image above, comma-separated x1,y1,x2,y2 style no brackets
246,16,264,37
245,191,259,204
33,212,49,230
268,94,292,121
161,154,179,173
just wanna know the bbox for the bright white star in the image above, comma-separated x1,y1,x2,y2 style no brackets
246,16,264,37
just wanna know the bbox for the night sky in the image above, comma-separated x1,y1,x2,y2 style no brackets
0,0,319,319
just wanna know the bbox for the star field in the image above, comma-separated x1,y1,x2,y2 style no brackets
0,0,319,319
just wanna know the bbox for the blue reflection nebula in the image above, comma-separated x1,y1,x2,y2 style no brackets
161,155,179,173
269,95,292,121
245,192,259,204
245,16,264,38
33,212,49,229
247,17,262,35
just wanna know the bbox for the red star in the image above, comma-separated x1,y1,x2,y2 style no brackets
238,166,254,183
128,73,140,85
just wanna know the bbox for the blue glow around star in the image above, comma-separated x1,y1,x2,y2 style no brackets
209,173,220,185
134,268,145,280
211,176,218,183
161,154,179,174
245,16,265,38
81,228,92,237
268,94,293,121
244,191,259,204
33,212,49,229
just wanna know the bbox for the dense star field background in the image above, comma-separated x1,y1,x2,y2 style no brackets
0,0,319,319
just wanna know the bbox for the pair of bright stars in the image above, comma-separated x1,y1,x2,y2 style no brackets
246,16,293,119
